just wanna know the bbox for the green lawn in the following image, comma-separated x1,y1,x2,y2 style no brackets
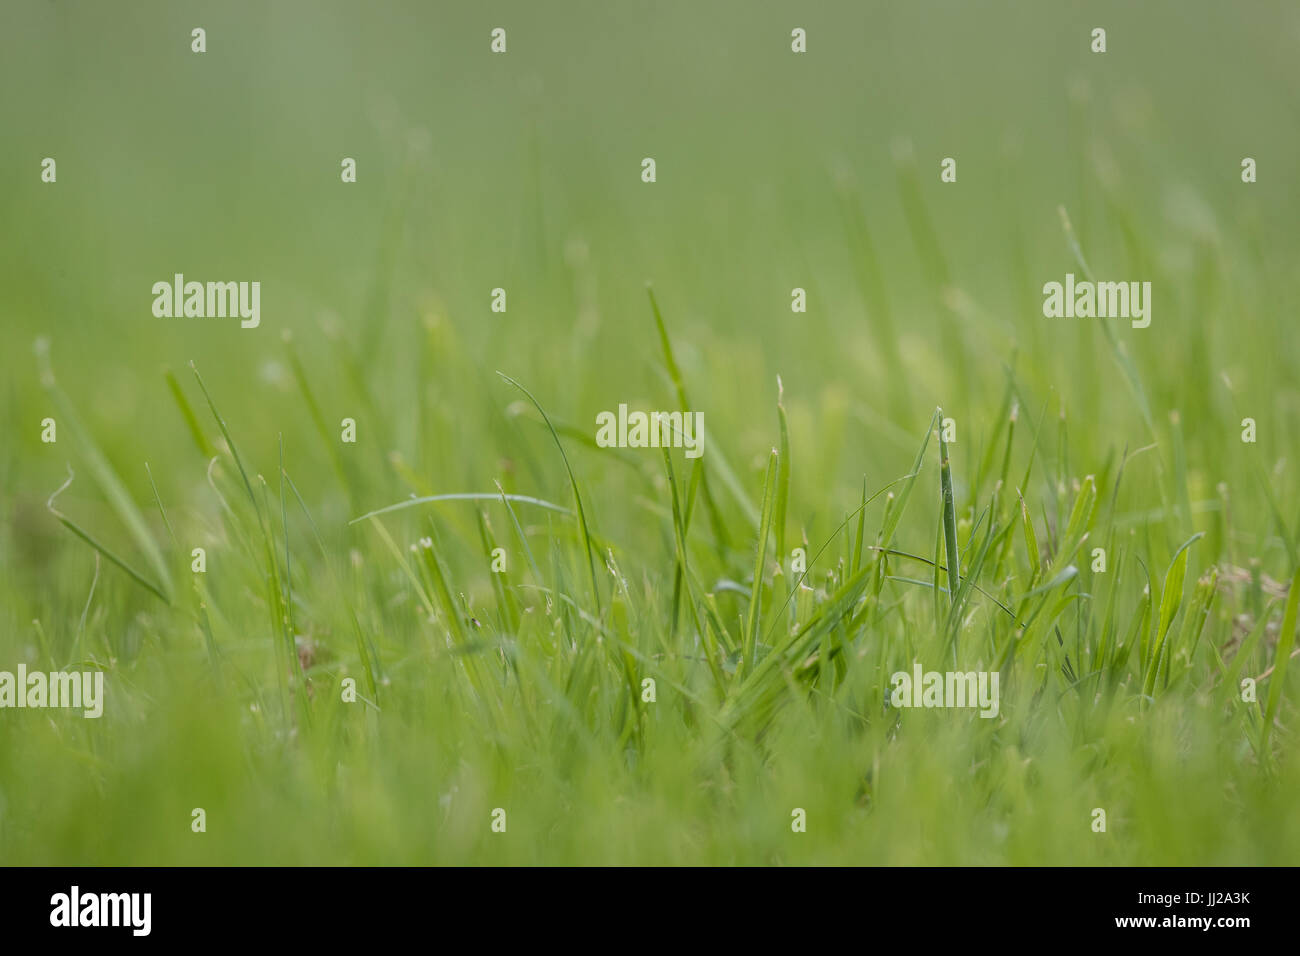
1,0,1298,865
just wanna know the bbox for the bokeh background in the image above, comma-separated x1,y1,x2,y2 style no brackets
3,1,1298,509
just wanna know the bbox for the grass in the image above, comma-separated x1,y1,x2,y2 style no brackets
1,0,1299,866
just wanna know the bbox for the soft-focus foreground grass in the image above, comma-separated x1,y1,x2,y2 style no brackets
1,1,1299,864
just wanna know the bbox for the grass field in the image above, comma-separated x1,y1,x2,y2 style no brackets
2,1,1299,865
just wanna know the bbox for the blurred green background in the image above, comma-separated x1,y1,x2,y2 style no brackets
3,1,1298,533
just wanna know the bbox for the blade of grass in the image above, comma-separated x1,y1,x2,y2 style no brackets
1263,566,1300,748
742,449,779,679
938,406,960,603
497,372,602,615
46,468,170,603
37,343,173,601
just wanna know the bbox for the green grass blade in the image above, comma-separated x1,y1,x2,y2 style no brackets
498,372,602,615
1263,566,1300,747
46,470,170,603
774,376,791,561
37,346,173,601
742,449,779,679
938,407,960,603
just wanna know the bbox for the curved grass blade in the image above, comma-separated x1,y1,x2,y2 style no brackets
497,372,602,615
46,468,169,603
351,492,573,525
37,344,173,601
